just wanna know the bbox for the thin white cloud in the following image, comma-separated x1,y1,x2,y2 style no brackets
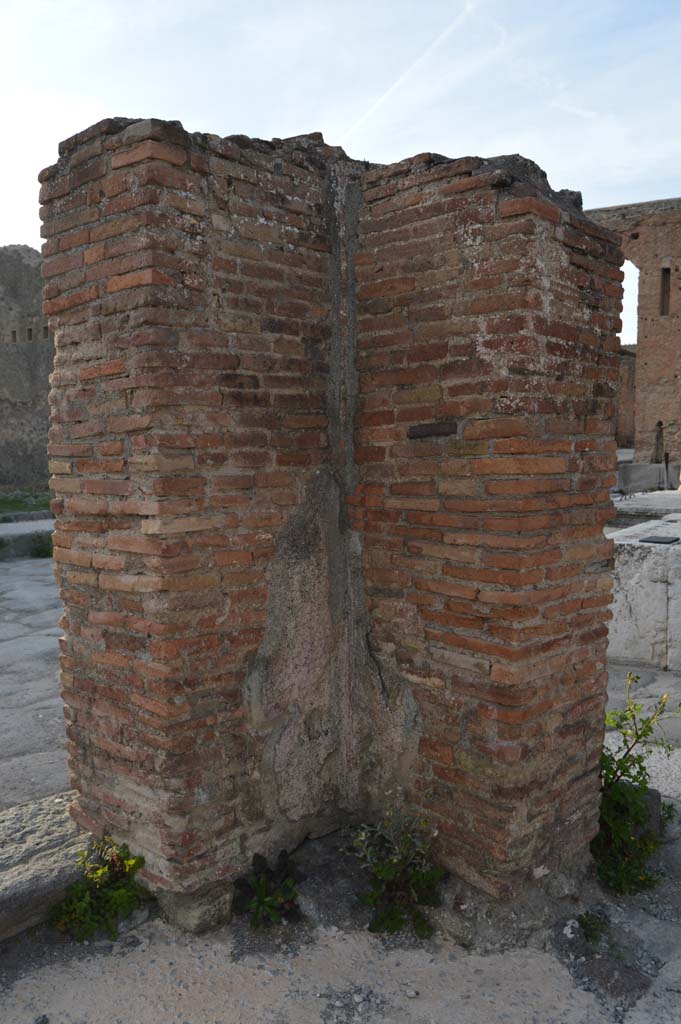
549,100,599,121
339,0,479,145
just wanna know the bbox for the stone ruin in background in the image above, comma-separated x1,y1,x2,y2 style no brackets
39,117,621,928
0,245,53,487
589,198,681,463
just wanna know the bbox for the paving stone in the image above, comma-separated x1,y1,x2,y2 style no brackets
0,558,67,810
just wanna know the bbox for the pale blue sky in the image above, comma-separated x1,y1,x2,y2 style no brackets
2,0,678,342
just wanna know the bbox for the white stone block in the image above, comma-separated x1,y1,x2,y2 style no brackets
609,516,681,670
610,542,668,667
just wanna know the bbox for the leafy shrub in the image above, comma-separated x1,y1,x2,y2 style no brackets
30,531,53,558
592,672,678,893
353,800,445,938
50,836,146,940
577,910,608,943
233,851,302,928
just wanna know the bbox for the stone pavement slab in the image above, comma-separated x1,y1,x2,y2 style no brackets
0,558,67,810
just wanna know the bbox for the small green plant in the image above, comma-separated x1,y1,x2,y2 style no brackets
353,798,446,938
29,531,53,558
50,836,146,940
592,672,679,894
233,851,302,928
577,910,609,944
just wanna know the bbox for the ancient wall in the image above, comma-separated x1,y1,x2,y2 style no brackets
617,346,636,448
588,198,681,462
352,158,621,897
40,117,621,926
0,245,53,486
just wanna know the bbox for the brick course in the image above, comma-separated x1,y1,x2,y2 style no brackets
41,118,621,923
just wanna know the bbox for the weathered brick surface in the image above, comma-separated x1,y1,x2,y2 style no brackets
350,159,621,896
588,198,681,461
41,119,620,916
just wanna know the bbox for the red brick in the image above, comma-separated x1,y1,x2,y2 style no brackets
107,268,175,293
43,284,98,315
80,359,127,381
498,196,562,224
111,140,187,169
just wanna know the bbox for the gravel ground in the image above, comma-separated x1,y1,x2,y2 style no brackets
3,824,681,1024
0,917,614,1024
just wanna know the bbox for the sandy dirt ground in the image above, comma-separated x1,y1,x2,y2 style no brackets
3,817,681,1024
0,916,617,1024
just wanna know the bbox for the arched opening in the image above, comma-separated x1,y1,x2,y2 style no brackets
615,260,639,451
619,259,639,346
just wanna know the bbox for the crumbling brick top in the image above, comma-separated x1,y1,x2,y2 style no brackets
40,117,601,231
